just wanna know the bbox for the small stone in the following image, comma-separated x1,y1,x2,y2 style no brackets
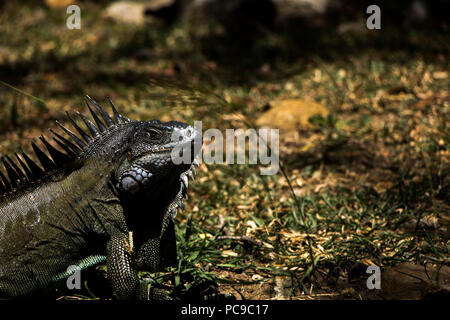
103,1,148,25
45,0,73,9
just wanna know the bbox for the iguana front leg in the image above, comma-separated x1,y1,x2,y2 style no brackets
107,233,173,300
107,233,139,299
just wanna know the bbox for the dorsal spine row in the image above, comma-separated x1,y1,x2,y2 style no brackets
0,96,129,196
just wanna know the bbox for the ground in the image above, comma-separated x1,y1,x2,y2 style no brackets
0,1,449,300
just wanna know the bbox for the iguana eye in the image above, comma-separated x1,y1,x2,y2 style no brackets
146,129,161,140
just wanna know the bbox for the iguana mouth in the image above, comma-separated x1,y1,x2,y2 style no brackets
150,147,170,153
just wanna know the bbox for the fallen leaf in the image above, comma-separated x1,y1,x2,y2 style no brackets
256,99,329,132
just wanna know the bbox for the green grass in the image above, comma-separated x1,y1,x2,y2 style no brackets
0,1,448,299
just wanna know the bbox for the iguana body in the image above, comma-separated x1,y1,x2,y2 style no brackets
0,96,201,299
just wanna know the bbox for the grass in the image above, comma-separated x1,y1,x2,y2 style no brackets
0,1,448,299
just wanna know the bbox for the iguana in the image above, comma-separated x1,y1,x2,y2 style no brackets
0,96,202,299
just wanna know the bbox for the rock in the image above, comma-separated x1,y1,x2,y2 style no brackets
400,216,441,232
256,99,329,132
45,0,74,9
103,0,186,25
103,1,149,25
0,46,12,64
347,262,450,300
190,0,332,25
379,263,450,300
274,276,293,299
272,0,330,21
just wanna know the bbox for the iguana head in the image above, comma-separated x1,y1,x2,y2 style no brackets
72,97,202,224
52,96,201,198
114,120,201,196
67,97,202,204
